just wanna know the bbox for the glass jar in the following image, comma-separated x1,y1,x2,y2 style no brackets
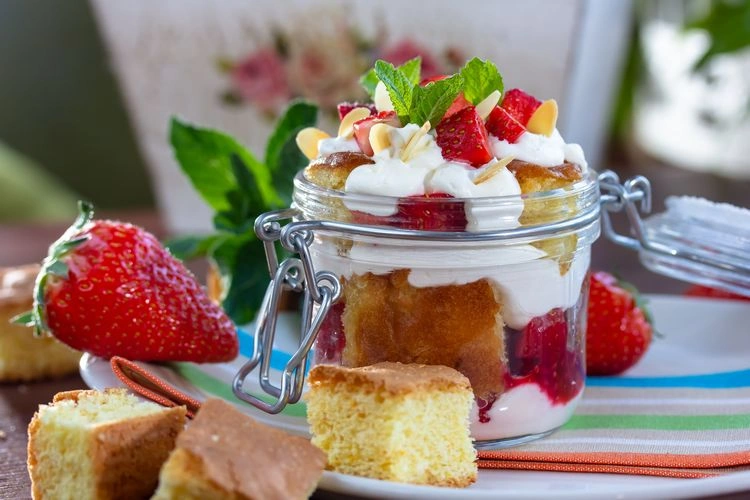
289,168,600,447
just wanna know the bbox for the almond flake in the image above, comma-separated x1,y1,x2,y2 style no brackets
526,99,558,137
338,107,372,139
473,156,514,185
296,127,331,159
400,122,431,162
369,123,394,154
475,90,502,121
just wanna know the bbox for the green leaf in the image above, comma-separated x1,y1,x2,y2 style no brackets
459,57,504,105
360,68,379,99
410,73,464,126
264,101,318,203
374,60,415,120
210,155,266,234
165,234,226,261
687,0,750,70
11,311,34,327
209,234,270,325
169,117,283,212
46,260,69,278
398,56,422,85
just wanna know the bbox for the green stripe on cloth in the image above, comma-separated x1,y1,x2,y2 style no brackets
564,413,750,431
173,363,307,418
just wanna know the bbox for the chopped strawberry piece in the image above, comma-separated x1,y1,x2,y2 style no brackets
420,75,470,118
337,102,377,121
352,193,467,232
501,88,542,125
397,193,467,231
435,106,494,168
486,106,526,143
314,300,346,363
352,111,400,156
506,307,584,404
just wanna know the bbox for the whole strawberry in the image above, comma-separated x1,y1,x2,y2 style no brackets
16,202,238,363
586,271,653,375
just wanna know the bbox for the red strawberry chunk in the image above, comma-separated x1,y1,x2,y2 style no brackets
352,192,467,232
352,111,400,156
506,307,584,404
436,106,494,168
501,88,542,125
313,300,346,363
684,284,750,301
397,192,467,231
337,102,377,121
486,106,526,143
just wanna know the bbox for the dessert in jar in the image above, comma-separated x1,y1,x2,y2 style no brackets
293,58,600,447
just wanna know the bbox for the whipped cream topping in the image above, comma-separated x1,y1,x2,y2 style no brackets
342,124,525,229
491,129,588,171
311,243,590,330
470,383,582,440
317,136,360,157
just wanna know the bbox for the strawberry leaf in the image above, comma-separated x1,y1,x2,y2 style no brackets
410,73,463,126
165,234,226,261
460,57,504,105
374,60,414,120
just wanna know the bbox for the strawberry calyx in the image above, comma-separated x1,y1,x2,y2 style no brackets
13,201,94,337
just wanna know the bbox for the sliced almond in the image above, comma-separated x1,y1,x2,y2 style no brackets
374,81,395,112
369,123,393,154
473,156,514,185
296,127,331,159
400,122,431,162
338,107,372,139
475,90,502,121
526,99,558,137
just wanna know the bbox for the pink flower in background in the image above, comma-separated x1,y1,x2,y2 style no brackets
231,48,290,111
379,39,442,78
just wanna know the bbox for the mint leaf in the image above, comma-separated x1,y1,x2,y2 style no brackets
264,101,318,203
459,57,504,105
210,233,270,325
410,73,463,125
165,234,226,261
170,117,283,211
374,60,414,119
213,154,265,234
398,57,422,85
360,68,379,99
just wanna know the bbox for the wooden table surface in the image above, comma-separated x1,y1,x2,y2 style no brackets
1,161,749,499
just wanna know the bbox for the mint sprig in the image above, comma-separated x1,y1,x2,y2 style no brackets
410,74,463,126
169,101,318,324
374,60,416,121
363,57,503,125
460,57,504,105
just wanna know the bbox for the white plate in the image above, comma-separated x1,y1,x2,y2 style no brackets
81,295,750,499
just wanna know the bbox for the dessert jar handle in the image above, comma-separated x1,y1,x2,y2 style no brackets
232,209,342,414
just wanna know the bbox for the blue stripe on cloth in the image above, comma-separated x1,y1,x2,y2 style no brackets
238,328,750,389
587,369,750,389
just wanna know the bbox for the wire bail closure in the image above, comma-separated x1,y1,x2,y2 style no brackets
234,170,740,415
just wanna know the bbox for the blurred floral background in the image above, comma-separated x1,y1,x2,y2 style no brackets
0,0,748,292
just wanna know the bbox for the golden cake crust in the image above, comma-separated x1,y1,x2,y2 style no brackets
304,152,374,191
308,361,472,395
27,388,186,500
0,264,81,382
155,399,325,500
340,270,505,399
507,160,583,194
